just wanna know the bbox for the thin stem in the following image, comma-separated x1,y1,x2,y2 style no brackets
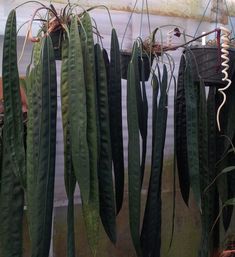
17,19,46,35
15,0,47,10
85,5,114,28
68,4,86,15
193,0,212,38
146,0,151,34
139,0,144,38
163,28,221,52
121,0,138,49
225,0,235,37
27,6,61,42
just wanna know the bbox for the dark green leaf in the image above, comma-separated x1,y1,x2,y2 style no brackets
95,43,117,244
175,56,190,206
141,66,168,257
109,28,124,215
61,33,76,257
127,42,142,257
81,13,100,257
2,9,25,187
29,35,57,257
68,16,90,203
0,10,25,257
184,51,201,210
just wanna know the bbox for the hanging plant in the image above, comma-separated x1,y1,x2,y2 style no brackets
175,24,235,256
0,2,123,257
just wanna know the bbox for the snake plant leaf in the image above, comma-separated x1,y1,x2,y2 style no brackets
175,56,190,206
0,126,2,191
2,9,26,188
169,76,177,250
207,87,220,249
184,51,201,210
61,34,72,195
61,33,76,257
127,42,142,257
132,44,148,188
0,10,25,257
109,28,124,215
198,79,212,257
81,12,100,257
0,137,24,257
26,37,43,236
68,16,90,203
95,43,117,244
141,65,168,257
28,35,57,257
140,61,148,188
102,48,110,80
26,66,38,239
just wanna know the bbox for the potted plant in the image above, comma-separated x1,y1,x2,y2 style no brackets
175,20,235,257
0,3,124,257
120,0,154,81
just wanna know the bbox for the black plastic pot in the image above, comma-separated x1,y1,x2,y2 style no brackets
120,50,153,81
187,46,235,85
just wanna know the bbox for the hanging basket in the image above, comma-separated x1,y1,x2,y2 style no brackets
120,50,153,81
186,46,235,85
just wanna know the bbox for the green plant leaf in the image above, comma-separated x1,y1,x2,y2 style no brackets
175,56,190,206
109,28,124,215
127,42,142,257
0,10,25,257
140,61,148,188
207,86,220,249
0,137,24,257
68,16,90,203
61,33,76,257
198,78,211,257
1,9,25,187
81,12,100,257
184,51,201,210
95,43,116,244
28,35,57,257
141,65,168,257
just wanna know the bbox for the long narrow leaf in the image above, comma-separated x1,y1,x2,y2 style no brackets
198,79,211,257
140,62,148,187
0,10,25,257
2,9,25,187
184,51,201,210
175,56,190,206
81,13,100,257
207,87,220,249
127,42,142,257
30,35,57,257
141,66,168,257
95,43,117,244
61,33,76,257
109,28,124,215
68,16,90,202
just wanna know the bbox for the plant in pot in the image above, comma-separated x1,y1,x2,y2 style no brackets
0,2,125,257
174,4,235,256
120,0,185,82
120,0,154,81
